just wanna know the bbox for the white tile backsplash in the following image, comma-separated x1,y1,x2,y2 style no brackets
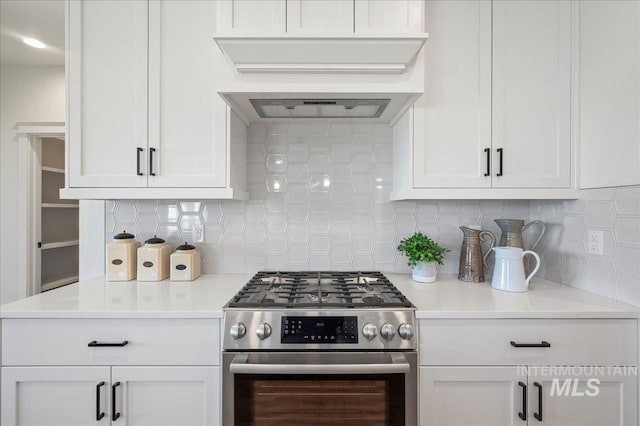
106,122,640,307
531,186,640,306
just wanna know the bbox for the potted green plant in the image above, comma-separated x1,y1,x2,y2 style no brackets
397,232,449,283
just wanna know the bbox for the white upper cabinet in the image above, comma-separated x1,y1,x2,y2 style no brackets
579,0,640,189
216,0,286,34
65,0,247,199
67,0,147,188
355,0,424,33
287,0,354,34
148,0,226,188
216,0,425,35
393,0,576,199
492,0,571,188
412,0,491,189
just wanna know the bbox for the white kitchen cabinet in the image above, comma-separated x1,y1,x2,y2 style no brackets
418,319,639,426
355,0,424,34
65,0,246,199
148,0,225,188
1,366,111,425
393,0,576,199
287,0,354,34
527,370,637,426
492,0,571,188
216,0,286,34
217,0,424,35
111,366,220,426
411,0,492,189
1,318,223,426
420,367,522,426
67,0,147,188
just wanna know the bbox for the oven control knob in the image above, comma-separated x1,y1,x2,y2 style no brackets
362,323,378,340
380,323,396,341
230,323,246,339
398,323,414,340
256,323,272,340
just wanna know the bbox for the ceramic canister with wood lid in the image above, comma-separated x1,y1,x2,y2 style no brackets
107,231,141,281
170,242,201,281
137,236,171,281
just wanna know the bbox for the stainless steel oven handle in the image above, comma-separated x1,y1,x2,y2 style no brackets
229,353,410,375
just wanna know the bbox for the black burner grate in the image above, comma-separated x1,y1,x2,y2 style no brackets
227,271,414,309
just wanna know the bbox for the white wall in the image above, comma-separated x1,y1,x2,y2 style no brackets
0,65,65,304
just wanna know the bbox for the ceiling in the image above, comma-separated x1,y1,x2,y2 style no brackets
0,0,65,66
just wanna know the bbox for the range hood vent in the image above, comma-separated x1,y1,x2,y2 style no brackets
250,99,390,119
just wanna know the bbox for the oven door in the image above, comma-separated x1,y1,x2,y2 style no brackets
223,351,417,426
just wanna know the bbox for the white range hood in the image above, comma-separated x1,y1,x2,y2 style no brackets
213,34,428,74
213,34,428,125
220,93,420,125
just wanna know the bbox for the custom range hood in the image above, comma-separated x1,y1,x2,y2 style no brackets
213,35,428,125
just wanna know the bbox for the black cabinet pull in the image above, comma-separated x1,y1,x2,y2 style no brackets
511,341,551,348
518,381,527,421
96,381,105,421
534,382,543,421
496,148,503,176
112,382,121,421
136,147,144,176
88,340,129,347
149,147,156,176
484,148,491,176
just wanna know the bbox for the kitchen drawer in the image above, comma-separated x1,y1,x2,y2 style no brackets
419,319,637,366
1,318,220,366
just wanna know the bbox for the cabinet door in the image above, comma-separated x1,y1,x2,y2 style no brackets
68,0,148,188
216,0,286,34
420,367,522,426
1,366,111,426
111,366,220,426
354,0,424,33
148,1,226,188
492,0,571,188
287,0,354,34
528,371,638,426
413,0,492,188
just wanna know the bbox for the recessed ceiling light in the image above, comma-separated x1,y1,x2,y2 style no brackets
23,38,46,49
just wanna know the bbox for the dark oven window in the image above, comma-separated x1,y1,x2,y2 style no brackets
234,374,405,426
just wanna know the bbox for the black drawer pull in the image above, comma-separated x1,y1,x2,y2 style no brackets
511,341,550,348
88,340,129,347
136,147,144,176
534,382,543,421
518,381,527,421
484,147,491,176
149,147,156,176
96,381,105,421
496,147,503,177
112,382,121,421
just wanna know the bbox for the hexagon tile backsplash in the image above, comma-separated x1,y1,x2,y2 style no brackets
106,122,640,307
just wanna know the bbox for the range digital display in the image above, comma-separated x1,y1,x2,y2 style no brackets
281,316,358,344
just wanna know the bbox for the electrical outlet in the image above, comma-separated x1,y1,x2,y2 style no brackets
587,230,603,255
192,224,204,243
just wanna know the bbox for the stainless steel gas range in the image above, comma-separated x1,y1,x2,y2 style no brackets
222,271,417,426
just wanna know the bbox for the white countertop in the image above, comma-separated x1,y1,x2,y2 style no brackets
0,274,637,319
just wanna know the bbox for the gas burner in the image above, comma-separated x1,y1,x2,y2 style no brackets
361,296,384,305
307,292,331,303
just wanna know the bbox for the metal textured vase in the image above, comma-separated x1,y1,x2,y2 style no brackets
458,226,496,283
494,219,546,274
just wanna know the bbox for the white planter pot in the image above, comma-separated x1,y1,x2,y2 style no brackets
412,261,438,283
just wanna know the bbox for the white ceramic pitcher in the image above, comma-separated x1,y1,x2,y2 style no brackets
491,247,540,292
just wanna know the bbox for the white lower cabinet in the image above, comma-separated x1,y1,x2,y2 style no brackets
420,367,521,426
1,319,222,426
1,366,111,426
418,319,639,426
111,366,220,426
